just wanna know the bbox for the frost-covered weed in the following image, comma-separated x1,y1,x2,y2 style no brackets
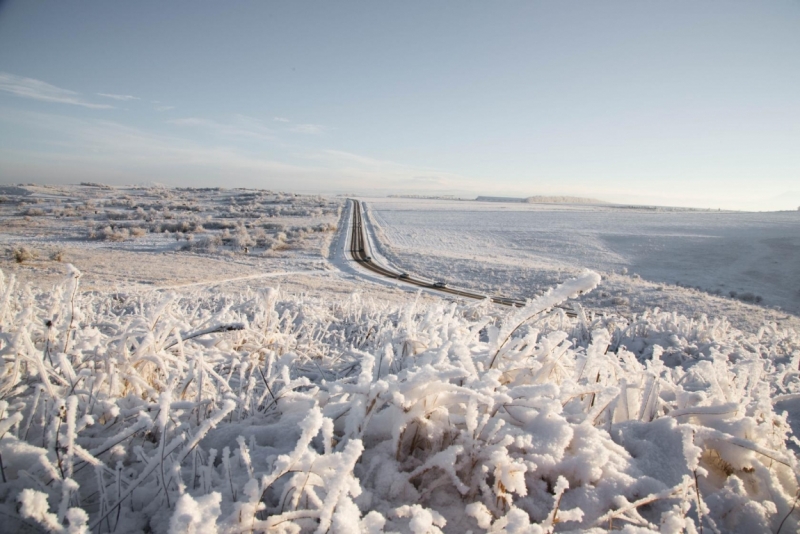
0,267,798,532
12,246,37,263
89,226,131,242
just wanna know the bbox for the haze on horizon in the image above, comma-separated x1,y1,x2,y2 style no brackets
0,1,799,211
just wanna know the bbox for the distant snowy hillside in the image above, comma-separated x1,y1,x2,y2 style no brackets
365,197,800,325
475,195,606,204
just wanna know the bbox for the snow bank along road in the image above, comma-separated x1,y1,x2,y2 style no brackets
349,199,575,311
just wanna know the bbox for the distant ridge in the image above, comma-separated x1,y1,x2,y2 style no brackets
475,195,607,204
524,195,607,204
475,196,524,203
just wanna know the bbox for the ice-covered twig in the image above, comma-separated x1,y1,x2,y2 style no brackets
489,271,601,368
594,482,684,528
163,322,245,350
89,435,185,530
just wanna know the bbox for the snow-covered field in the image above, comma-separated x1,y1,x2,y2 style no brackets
1,185,799,533
365,197,800,332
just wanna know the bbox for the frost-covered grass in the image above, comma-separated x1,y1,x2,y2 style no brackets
1,266,799,533
0,184,342,260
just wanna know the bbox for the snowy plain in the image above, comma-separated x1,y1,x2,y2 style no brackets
0,185,799,533
364,197,800,332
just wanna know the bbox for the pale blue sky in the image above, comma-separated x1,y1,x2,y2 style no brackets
1,1,799,210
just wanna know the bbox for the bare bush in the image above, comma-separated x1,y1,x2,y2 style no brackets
103,210,131,221
198,220,237,230
80,181,113,189
130,226,148,238
738,292,763,304
21,207,45,216
12,246,37,263
180,234,223,253
159,220,201,233
90,226,130,241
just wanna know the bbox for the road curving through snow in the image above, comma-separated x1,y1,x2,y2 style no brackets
348,199,577,314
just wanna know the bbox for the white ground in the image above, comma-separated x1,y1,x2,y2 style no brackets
361,196,800,332
1,185,799,533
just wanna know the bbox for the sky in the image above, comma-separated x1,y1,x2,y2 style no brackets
0,1,799,210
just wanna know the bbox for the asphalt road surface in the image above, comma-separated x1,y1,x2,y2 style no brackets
348,199,529,307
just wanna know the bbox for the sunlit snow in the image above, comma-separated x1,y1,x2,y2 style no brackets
0,184,798,533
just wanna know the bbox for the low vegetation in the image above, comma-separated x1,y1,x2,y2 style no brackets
0,267,797,532
11,246,37,263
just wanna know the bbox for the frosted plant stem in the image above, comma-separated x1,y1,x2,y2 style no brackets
90,436,185,531
63,268,80,354
594,484,683,527
777,490,800,534
489,271,601,369
693,470,704,534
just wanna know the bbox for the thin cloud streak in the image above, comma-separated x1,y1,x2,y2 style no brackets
97,92,140,101
0,72,113,109
0,109,326,180
0,108,486,193
168,115,275,141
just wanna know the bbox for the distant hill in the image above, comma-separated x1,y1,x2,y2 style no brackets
475,195,607,204
475,196,525,203
524,195,607,204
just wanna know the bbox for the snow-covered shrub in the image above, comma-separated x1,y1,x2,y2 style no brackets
180,234,223,253
0,267,797,533
158,220,200,234
233,225,253,249
130,226,148,238
202,220,238,231
87,225,129,241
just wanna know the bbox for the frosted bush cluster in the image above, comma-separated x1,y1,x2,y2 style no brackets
0,267,798,533
2,185,341,256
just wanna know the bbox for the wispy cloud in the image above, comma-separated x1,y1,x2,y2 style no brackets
155,105,175,112
0,107,483,195
0,108,323,182
273,117,290,123
168,115,274,141
290,123,325,135
0,72,113,109
169,118,207,127
97,92,140,101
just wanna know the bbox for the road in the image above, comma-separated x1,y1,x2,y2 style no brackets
348,199,527,307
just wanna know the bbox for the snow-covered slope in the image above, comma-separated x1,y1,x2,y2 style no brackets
363,197,800,331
